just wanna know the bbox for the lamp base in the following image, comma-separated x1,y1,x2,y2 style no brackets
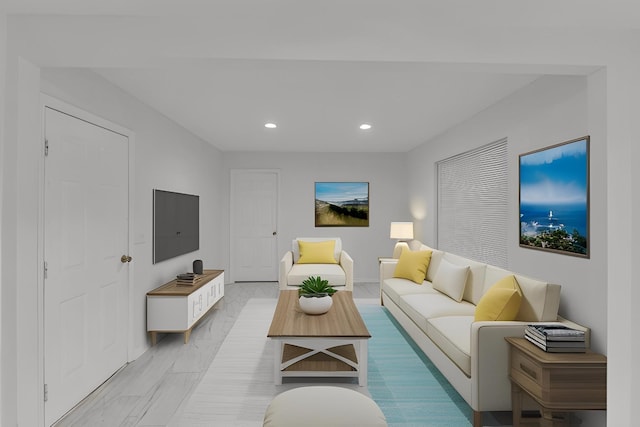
393,241,410,258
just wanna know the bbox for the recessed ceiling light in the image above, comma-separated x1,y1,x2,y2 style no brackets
264,123,277,129
359,123,372,130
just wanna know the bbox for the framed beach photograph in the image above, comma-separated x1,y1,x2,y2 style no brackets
315,182,369,227
519,136,590,258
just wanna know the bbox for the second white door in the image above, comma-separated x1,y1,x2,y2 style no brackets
230,170,279,281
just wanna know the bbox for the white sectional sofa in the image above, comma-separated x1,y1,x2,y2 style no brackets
379,241,589,427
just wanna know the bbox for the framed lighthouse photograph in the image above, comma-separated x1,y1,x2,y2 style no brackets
519,136,590,258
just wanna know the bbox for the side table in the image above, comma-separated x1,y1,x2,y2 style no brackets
505,337,606,426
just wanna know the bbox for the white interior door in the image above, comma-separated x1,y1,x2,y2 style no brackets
231,170,278,281
43,107,129,425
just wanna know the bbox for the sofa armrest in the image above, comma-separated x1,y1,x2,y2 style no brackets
470,321,528,411
379,260,398,304
339,251,354,291
379,260,397,283
470,316,592,411
556,316,591,348
279,251,293,290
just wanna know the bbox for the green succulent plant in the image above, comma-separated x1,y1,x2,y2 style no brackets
298,276,336,298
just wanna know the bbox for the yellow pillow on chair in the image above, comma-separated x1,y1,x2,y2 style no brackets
297,240,338,264
393,249,433,284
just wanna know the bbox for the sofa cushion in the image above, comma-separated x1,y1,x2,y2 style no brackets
297,240,338,264
474,275,522,321
382,278,440,302
417,244,444,282
441,253,487,305
399,293,476,333
287,264,346,286
513,274,561,322
483,265,561,322
483,265,514,293
432,258,470,302
393,249,432,284
426,316,473,377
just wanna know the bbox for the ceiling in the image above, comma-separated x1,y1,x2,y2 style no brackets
6,1,640,152
93,62,538,152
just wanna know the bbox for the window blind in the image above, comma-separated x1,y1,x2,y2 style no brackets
436,138,508,268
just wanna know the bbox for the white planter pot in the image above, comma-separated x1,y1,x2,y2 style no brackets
299,295,333,315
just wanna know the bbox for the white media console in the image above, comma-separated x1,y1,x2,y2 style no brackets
147,269,224,344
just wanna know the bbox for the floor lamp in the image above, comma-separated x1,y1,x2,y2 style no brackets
390,222,414,258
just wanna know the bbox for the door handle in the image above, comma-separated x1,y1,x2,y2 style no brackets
121,255,133,263
273,231,277,236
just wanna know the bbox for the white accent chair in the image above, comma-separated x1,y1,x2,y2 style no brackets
279,237,354,291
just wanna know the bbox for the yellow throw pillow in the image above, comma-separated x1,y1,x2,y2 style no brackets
393,249,433,284
297,240,338,264
475,275,523,321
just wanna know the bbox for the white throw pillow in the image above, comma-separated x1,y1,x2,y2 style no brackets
432,258,470,302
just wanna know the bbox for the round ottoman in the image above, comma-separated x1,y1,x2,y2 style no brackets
263,386,387,426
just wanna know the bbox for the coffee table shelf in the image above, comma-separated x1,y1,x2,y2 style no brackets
282,343,357,372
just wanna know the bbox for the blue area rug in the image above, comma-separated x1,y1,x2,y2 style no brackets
359,304,472,426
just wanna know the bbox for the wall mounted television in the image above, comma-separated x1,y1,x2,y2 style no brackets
153,189,199,264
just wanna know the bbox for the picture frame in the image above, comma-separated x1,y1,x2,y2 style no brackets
519,136,590,258
315,182,369,227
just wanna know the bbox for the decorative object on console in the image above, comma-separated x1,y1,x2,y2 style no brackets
176,273,200,286
519,136,590,258
298,276,335,315
192,259,203,275
315,182,369,227
390,221,414,258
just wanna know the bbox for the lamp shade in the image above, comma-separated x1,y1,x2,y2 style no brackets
390,222,414,240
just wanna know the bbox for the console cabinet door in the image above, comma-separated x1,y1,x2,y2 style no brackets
188,288,204,325
147,296,189,331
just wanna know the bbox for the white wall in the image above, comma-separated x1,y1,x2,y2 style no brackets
1,54,40,427
222,152,409,282
39,68,226,359
0,64,225,426
408,74,607,426
605,59,639,427
0,10,7,427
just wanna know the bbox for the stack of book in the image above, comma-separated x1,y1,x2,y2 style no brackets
524,324,586,353
176,273,201,286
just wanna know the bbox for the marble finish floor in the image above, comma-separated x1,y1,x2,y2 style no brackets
54,282,380,426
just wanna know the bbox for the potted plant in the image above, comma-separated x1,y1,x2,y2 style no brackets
298,276,336,314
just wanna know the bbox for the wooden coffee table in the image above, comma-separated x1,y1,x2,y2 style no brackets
267,290,371,386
